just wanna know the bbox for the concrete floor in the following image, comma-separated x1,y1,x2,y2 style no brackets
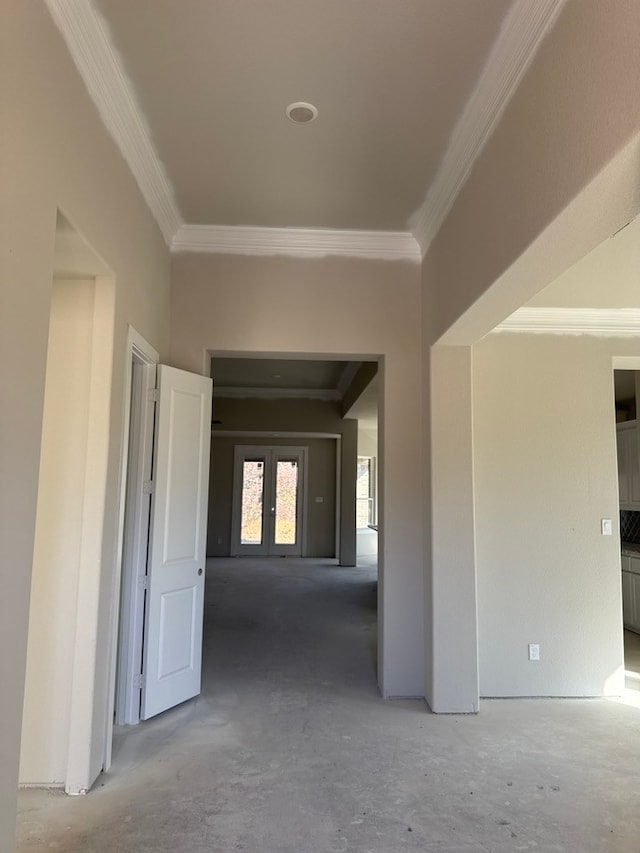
16,557,640,852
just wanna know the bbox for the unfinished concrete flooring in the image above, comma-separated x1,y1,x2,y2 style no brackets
17,558,640,852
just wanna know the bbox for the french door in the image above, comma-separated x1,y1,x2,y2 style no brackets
231,446,307,556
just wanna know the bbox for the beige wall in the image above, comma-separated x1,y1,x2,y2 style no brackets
5,0,640,843
420,0,640,714
472,333,640,697
1,0,170,839
529,213,640,309
429,345,478,712
171,252,424,698
19,280,96,784
424,0,640,346
209,435,337,558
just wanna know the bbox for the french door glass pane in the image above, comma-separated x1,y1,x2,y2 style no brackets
240,459,264,545
274,459,298,545
356,457,372,528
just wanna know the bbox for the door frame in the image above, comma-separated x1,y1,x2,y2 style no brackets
103,328,158,767
230,444,309,556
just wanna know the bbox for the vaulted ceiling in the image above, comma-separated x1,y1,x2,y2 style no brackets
46,0,566,259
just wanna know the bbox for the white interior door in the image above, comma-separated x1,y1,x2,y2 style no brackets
231,446,306,557
141,365,212,720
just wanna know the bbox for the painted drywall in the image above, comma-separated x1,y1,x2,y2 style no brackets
357,429,377,465
1,0,170,839
209,435,337,557
430,345,478,712
19,279,95,784
356,428,378,558
170,252,423,698
472,332,640,697
529,214,640,309
423,0,640,345
208,397,355,562
419,0,640,713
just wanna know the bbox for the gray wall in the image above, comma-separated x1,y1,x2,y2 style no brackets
208,436,337,557
207,397,357,564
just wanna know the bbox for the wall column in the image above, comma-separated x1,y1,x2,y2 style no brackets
428,345,479,712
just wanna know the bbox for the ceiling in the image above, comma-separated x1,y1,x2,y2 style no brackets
211,357,351,396
211,356,379,425
344,375,379,432
46,0,567,257
615,371,636,404
93,0,511,233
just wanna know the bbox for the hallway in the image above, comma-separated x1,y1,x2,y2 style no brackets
17,558,640,852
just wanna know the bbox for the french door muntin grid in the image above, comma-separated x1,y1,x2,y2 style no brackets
231,445,307,556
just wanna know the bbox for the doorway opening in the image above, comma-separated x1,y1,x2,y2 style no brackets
207,352,380,684
19,212,115,794
109,357,213,739
613,367,640,693
107,351,380,776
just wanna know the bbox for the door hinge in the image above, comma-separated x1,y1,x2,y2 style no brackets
147,388,158,403
142,479,154,495
133,673,145,690
137,574,148,590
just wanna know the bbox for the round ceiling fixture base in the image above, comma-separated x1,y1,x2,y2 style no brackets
286,102,318,124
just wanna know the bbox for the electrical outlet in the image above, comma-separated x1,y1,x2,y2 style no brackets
528,643,540,661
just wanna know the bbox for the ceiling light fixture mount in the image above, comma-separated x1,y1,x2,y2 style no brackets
286,102,318,124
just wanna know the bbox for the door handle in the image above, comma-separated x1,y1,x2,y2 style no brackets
198,568,203,576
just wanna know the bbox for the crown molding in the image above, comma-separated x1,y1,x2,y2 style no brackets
172,225,421,262
44,0,183,244
214,386,341,402
410,0,567,257
495,308,640,336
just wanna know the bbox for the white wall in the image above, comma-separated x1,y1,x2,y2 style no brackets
472,333,640,697
171,252,423,698
1,1,171,841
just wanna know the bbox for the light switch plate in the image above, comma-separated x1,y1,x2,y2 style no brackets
601,518,613,536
